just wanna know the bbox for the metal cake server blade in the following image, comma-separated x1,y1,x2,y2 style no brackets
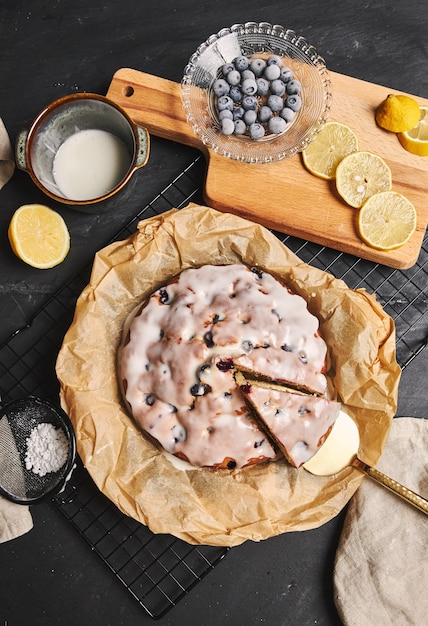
303,411,428,515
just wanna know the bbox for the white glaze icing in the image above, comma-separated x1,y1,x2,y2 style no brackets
119,264,328,468
239,381,341,467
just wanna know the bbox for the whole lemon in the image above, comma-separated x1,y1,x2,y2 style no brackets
375,94,421,133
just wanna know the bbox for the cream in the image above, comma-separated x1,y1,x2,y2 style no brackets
53,128,130,200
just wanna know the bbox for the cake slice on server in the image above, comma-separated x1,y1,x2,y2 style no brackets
234,370,341,468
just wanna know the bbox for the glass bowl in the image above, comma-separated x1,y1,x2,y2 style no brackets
181,22,332,163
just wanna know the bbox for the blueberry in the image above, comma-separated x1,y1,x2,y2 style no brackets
286,79,302,95
264,64,281,81
233,55,249,71
268,116,287,134
144,393,156,406
242,95,258,111
258,105,273,123
270,79,286,97
171,423,187,443
251,266,263,279
279,67,294,83
249,123,265,139
280,107,296,123
222,62,235,76
233,106,245,120
226,70,241,86
199,363,211,376
190,382,212,397
241,339,253,353
298,405,310,416
219,109,233,120
281,343,292,352
159,288,170,304
250,58,266,77
256,77,270,97
220,117,235,135
267,54,282,66
285,94,302,112
243,109,257,125
267,94,284,113
217,95,233,111
229,85,243,102
213,78,230,97
241,69,256,82
203,330,215,347
298,350,308,364
234,119,246,135
241,78,257,96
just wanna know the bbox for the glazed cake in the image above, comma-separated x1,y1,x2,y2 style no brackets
234,370,341,467
118,263,330,469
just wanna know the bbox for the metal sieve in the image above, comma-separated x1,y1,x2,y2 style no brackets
0,396,76,504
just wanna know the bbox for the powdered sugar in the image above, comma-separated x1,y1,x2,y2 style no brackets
25,422,69,477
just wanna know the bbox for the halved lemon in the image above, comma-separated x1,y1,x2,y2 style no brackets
375,94,421,133
358,191,417,251
398,106,428,156
8,204,70,269
335,151,392,208
302,121,359,180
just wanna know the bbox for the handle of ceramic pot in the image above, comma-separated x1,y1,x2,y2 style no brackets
134,125,150,169
15,129,29,171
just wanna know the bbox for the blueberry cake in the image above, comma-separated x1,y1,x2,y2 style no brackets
118,264,330,469
234,370,341,468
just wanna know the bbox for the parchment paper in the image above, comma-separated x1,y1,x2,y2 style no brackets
56,203,400,546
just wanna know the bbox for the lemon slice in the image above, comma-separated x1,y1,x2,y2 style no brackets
335,151,392,208
398,106,428,156
358,191,417,250
375,94,421,133
302,121,359,180
8,204,70,269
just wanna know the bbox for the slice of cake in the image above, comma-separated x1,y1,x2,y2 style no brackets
234,370,341,467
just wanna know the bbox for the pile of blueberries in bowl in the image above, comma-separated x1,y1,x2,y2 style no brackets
213,53,303,140
181,22,332,163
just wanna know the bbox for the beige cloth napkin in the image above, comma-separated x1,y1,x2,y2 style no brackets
0,116,15,188
0,495,33,543
334,417,428,626
0,410,34,542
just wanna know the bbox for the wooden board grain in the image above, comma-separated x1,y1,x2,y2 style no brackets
107,68,428,269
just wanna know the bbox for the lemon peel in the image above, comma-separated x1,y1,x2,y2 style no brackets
8,204,70,269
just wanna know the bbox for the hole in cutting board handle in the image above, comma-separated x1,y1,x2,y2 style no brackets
122,85,134,97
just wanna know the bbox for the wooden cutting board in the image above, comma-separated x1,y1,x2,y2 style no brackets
107,68,428,269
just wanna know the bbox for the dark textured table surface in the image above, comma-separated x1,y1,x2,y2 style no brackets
1,2,427,625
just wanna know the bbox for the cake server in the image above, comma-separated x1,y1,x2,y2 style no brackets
303,410,428,515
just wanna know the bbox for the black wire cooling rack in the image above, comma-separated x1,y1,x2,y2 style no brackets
0,153,427,619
